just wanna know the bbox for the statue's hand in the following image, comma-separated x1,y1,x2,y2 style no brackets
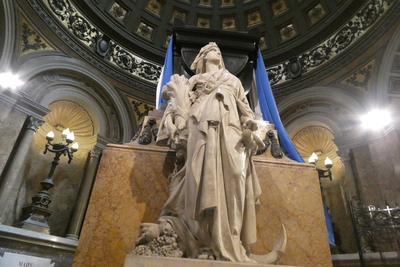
136,223,160,246
165,114,178,140
243,120,258,132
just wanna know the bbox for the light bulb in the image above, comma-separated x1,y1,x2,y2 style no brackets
361,109,391,130
308,152,318,163
67,131,75,141
62,128,71,136
0,72,24,89
71,142,79,151
325,157,332,168
46,131,55,138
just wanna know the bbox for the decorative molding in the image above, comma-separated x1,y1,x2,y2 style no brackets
307,3,326,25
27,0,398,98
271,0,288,16
13,92,51,119
42,0,161,82
292,125,339,167
27,0,158,95
391,55,400,73
272,2,400,97
389,76,400,93
109,2,127,21
127,96,155,125
26,115,44,131
44,100,94,136
267,0,396,86
341,60,374,93
21,16,53,54
89,145,103,158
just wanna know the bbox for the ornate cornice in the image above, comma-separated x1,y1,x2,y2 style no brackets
28,0,399,98
27,0,158,95
271,0,399,96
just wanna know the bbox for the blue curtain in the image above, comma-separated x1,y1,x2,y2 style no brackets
324,205,336,245
156,36,174,109
254,50,304,163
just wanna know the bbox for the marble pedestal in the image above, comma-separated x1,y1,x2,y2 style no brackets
72,143,332,267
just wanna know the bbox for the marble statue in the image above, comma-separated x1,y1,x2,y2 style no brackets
132,42,266,262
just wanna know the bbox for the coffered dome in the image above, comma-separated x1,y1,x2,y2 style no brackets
74,0,364,66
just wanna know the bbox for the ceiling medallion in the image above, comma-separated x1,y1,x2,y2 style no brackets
279,24,296,41
247,10,261,25
222,17,236,29
271,0,288,16
197,17,211,28
109,2,127,21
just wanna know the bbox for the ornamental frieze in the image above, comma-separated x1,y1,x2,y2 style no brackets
31,0,396,92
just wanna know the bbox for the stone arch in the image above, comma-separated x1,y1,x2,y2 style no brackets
0,0,17,70
16,55,134,143
278,86,366,138
376,21,400,123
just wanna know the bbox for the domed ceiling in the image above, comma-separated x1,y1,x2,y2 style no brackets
73,0,363,65
38,0,397,96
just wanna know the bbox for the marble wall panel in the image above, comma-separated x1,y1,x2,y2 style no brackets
73,145,332,267
73,144,174,267
251,157,332,267
351,145,382,205
352,130,400,206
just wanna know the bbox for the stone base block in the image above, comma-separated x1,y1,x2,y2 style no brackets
124,255,303,267
73,144,332,267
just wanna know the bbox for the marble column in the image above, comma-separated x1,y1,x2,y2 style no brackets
66,145,103,240
337,149,359,200
0,115,44,224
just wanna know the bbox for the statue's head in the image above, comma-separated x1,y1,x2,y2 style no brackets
190,42,226,74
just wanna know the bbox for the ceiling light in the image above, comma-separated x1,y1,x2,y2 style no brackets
361,109,391,130
0,72,24,89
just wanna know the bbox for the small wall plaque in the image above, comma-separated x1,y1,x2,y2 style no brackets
0,252,55,267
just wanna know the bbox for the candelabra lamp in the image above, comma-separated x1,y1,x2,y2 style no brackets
308,152,333,181
16,129,78,234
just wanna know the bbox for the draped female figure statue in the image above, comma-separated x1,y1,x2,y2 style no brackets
140,42,263,262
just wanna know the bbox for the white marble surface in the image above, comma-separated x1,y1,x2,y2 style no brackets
0,224,77,251
124,255,303,267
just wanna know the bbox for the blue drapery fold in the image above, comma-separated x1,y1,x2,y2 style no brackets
156,36,174,109
324,204,336,245
254,49,304,163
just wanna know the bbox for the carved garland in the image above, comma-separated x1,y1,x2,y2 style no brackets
37,0,394,89
43,0,162,83
267,0,395,86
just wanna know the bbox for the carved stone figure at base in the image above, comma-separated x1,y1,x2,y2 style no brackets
132,42,265,262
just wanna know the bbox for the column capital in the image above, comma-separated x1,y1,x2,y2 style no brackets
26,115,44,132
89,146,103,158
337,149,351,162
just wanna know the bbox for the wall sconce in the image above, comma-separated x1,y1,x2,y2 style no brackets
17,128,78,234
308,152,333,181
